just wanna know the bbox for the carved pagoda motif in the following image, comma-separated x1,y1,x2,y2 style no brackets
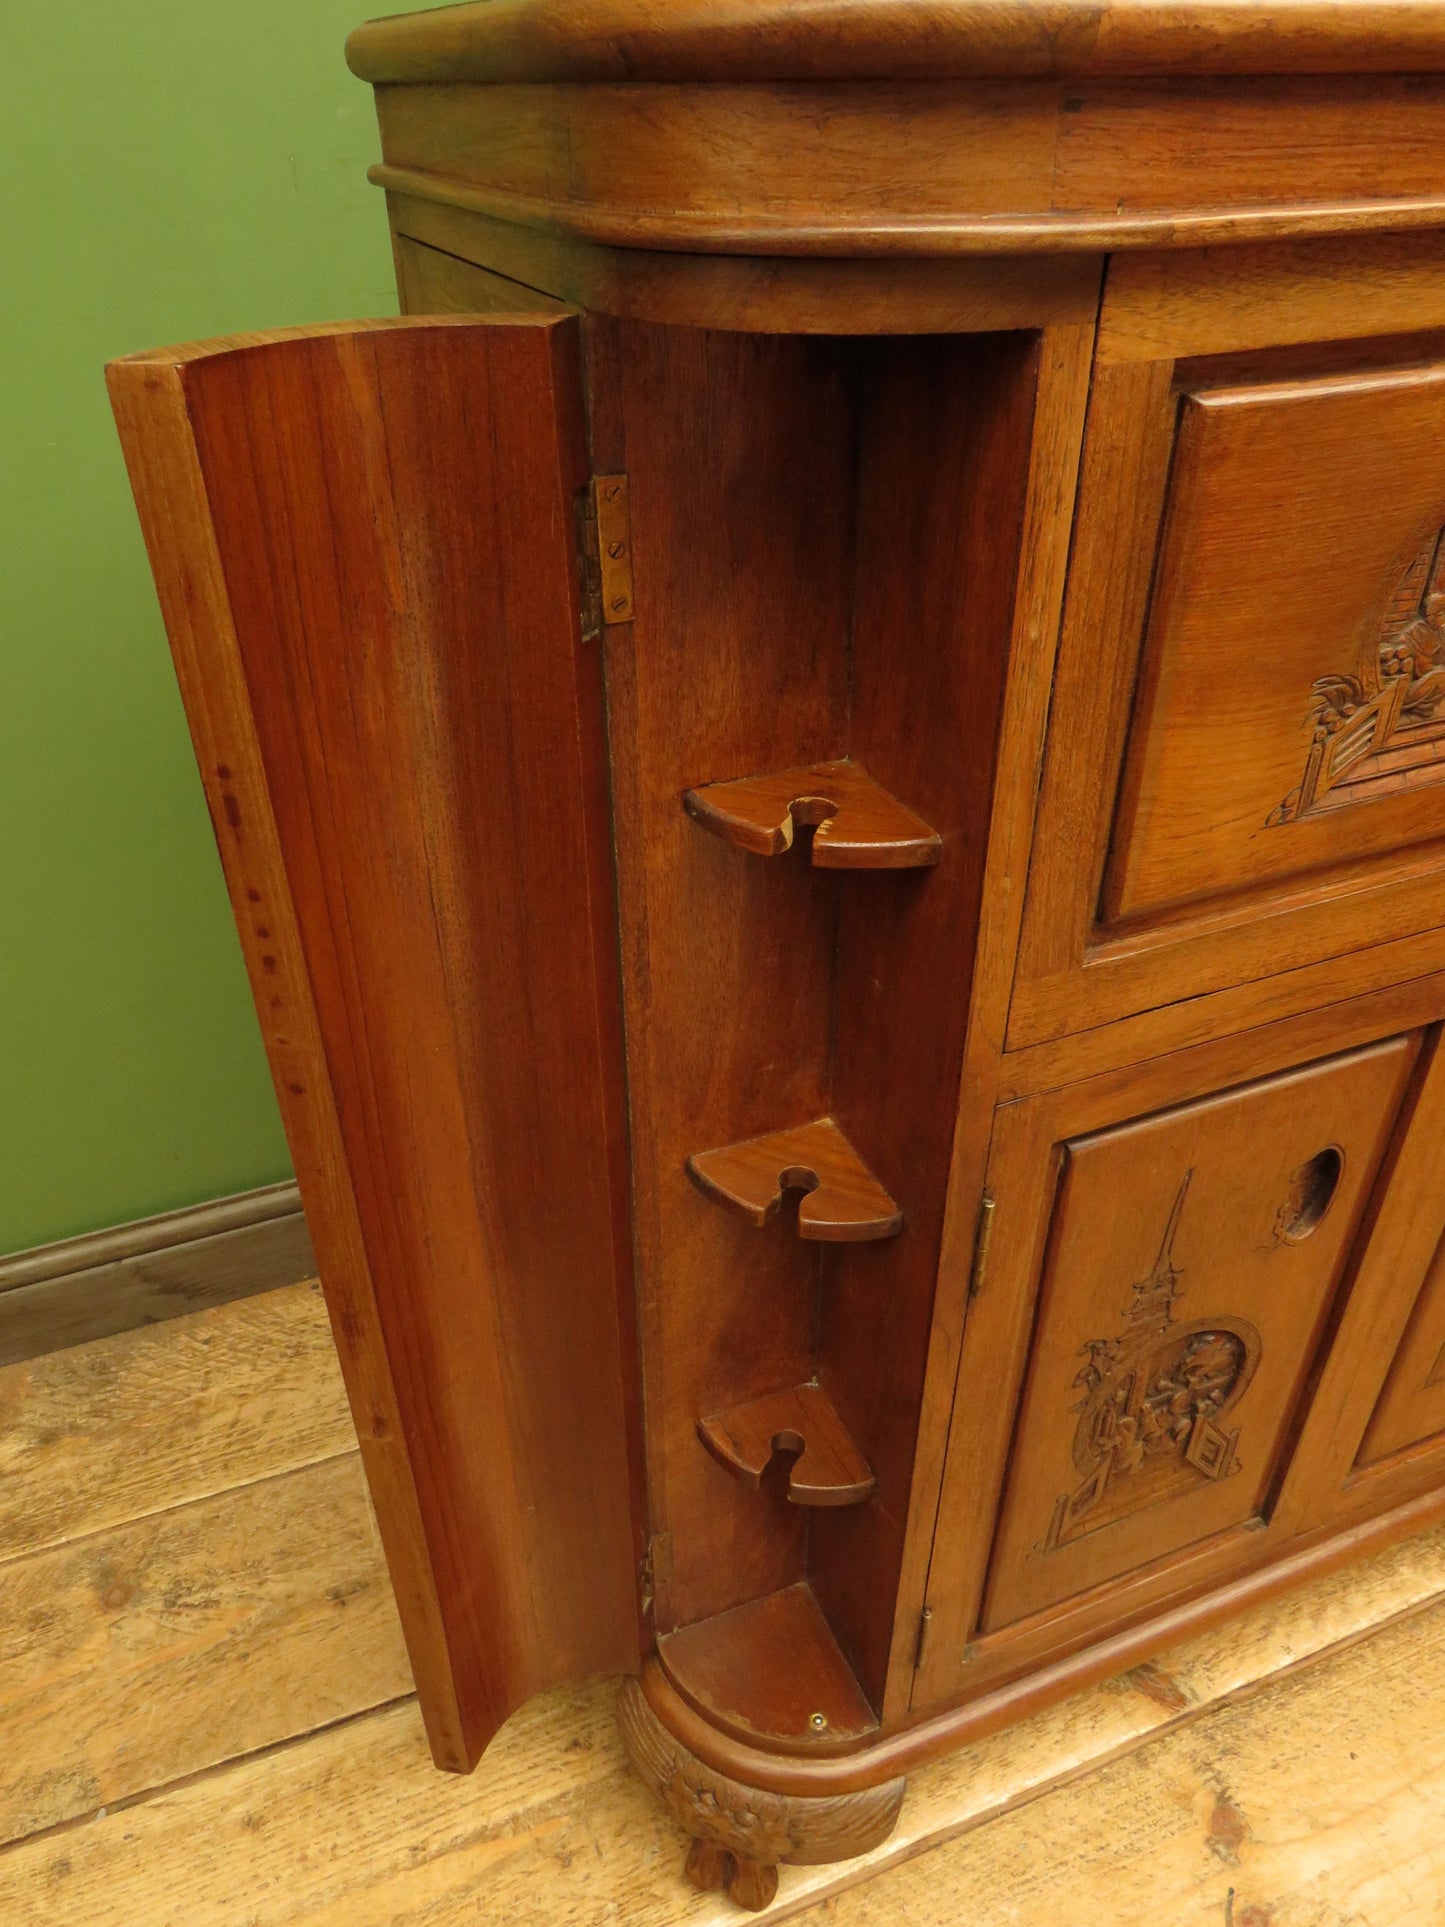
1271,523,1445,824
1045,1172,1261,1552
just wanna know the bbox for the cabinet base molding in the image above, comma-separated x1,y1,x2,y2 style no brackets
616,1676,906,1912
628,1478,1445,1833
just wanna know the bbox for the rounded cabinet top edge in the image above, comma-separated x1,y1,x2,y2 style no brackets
347,1,1445,88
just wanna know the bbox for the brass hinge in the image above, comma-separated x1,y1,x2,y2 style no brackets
640,1529,672,1617
915,1604,935,1670
968,1192,996,1301
580,473,634,635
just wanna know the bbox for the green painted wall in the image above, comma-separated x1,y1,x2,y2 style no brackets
3,3,416,1252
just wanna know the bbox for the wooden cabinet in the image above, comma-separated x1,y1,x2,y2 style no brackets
108,2,1445,1910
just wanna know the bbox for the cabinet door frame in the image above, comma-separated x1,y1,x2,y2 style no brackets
1008,231,1445,1053
1275,1027,1445,1536
912,971,1445,1715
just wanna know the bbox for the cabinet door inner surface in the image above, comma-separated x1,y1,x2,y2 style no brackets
981,1035,1416,1633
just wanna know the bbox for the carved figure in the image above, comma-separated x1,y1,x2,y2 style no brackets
1272,524,1445,823
1045,1172,1261,1551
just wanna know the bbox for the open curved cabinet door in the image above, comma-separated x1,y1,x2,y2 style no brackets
106,316,643,1772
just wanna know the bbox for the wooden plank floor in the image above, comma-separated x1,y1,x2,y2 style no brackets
4,1283,1445,1923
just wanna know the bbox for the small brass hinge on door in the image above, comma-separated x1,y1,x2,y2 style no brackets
968,1192,996,1301
915,1604,935,1670
590,473,634,626
640,1529,672,1617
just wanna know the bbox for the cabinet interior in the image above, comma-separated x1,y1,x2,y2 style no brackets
597,320,1041,1721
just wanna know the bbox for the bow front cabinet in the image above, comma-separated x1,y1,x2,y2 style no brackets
108,2,1445,1907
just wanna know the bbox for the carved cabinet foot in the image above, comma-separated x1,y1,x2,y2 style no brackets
684,1838,779,1911
618,1676,906,1912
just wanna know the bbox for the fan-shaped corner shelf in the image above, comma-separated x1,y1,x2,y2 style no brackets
698,1381,875,1507
682,759,941,869
685,1116,902,1242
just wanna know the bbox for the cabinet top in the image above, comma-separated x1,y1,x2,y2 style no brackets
347,0,1445,85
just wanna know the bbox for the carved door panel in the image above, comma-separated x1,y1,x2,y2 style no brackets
979,1036,1415,1631
914,1026,1421,1710
1011,241,1445,1050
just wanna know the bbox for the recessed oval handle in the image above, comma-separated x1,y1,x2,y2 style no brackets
1278,1146,1344,1243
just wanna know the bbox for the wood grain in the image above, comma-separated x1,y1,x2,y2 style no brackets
1105,363,1445,924
980,1036,1417,1630
698,1384,875,1508
890,319,1096,1717
816,1599,1445,1925
683,761,941,870
917,997,1444,1713
359,63,1445,257
1012,252,1445,1052
108,318,642,1771
815,332,1043,1712
8,1421,1445,1923
656,1583,880,1753
391,196,1104,333
594,320,856,1634
0,1451,410,1845
1360,1235,1445,1468
0,1281,351,1564
1099,228,1445,363
348,3,1445,87
686,1120,903,1244
391,232,566,313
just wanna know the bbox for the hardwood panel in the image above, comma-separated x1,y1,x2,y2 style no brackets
887,320,1097,1714
1013,314,1445,1049
7,1493,1444,1922
347,4,1445,87
391,192,1104,335
982,1037,1416,1631
1106,361,1445,926
1011,354,1179,991
108,318,642,1772
814,1586,1445,1927
0,1281,351,1564
596,322,857,1631
1054,78,1445,213
816,333,1040,1709
919,1007,1436,1706
392,233,567,314
0,1453,410,1845
364,69,1445,258
657,1583,879,1751
1359,1235,1445,1469
1099,229,1445,364
1258,1029,1445,1529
